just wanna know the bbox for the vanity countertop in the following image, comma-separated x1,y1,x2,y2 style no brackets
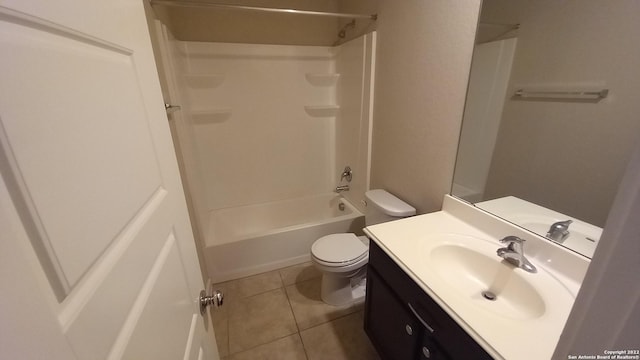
364,195,590,360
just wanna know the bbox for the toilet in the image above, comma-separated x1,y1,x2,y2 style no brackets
310,189,416,305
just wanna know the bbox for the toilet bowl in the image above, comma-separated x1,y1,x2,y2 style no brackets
310,189,415,306
311,233,369,305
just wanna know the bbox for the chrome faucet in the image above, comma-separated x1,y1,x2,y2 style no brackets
497,236,537,273
335,185,350,193
340,166,353,182
546,220,572,243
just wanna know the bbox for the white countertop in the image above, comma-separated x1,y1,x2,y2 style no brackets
364,195,590,360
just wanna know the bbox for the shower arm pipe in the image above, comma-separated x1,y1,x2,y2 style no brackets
150,0,378,20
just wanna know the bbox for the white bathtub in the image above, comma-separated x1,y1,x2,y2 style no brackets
204,193,365,282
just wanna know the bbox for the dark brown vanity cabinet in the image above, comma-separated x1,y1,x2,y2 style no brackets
364,241,493,360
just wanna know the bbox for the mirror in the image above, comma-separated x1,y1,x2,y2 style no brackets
452,0,640,258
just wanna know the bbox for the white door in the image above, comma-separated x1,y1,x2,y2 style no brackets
0,1,219,359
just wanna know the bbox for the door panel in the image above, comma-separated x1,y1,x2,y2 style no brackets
1,9,163,289
0,1,218,359
118,234,195,360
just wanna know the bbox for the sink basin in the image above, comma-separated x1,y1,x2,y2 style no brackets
430,243,545,320
417,233,574,324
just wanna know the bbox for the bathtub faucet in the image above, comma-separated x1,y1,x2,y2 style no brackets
335,185,350,193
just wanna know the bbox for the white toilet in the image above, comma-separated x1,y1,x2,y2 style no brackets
310,189,416,305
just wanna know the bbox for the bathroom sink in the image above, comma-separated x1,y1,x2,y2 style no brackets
417,233,574,323
429,243,545,320
364,197,589,360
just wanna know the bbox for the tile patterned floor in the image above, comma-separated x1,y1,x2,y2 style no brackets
211,263,380,360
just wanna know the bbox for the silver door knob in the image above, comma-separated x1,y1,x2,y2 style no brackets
199,288,223,315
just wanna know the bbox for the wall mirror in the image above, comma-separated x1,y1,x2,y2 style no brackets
452,0,640,258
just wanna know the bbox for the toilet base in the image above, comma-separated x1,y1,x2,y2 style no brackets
320,268,367,306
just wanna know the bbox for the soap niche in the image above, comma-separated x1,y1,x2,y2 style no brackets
304,105,340,117
305,73,340,87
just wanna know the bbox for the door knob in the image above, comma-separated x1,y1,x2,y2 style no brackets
199,288,223,315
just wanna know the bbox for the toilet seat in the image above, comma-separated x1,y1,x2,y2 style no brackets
311,233,368,267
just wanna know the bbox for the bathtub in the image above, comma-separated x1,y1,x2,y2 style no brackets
203,193,365,283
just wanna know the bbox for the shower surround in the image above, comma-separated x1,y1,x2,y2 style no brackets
161,29,376,282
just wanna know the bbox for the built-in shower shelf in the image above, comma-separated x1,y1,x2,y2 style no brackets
190,108,232,123
184,74,225,88
305,73,340,86
304,105,340,117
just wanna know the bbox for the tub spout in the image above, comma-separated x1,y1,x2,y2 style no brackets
335,185,350,193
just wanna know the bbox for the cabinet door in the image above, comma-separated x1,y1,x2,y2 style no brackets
364,267,421,359
368,241,493,360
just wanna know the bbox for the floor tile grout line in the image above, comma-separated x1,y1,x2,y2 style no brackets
216,283,283,302
282,268,311,359
223,272,298,356
284,283,309,360
225,316,230,359
214,268,295,302
215,263,331,359
299,305,366,332
225,331,303,357
296,332,310,360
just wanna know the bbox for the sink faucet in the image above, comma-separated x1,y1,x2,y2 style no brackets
335,185,350,193
546,220,572,243
497,236,537,273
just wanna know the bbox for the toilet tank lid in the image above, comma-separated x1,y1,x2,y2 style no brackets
365,189,416,217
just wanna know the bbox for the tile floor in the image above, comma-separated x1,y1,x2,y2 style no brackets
211,262,380,360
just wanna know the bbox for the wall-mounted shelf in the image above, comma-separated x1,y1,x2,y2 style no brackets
305,73,340,86
190,108,232,123
304,105,340,117
184,74,225,88
513,88,609,102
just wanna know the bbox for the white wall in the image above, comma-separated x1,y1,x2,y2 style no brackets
335,33,376,212
179,42,336,210
171,36,374,213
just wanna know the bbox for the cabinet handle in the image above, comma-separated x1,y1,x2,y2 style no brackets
408,302,434,334
405,324,413,335
422,346,431,358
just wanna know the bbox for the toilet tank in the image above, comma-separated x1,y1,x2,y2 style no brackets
364,189,416,226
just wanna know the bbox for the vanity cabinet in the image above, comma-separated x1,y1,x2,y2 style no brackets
364,241,493,360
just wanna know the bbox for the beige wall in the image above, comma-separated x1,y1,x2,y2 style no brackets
482,0,640,227
369,1,481,213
